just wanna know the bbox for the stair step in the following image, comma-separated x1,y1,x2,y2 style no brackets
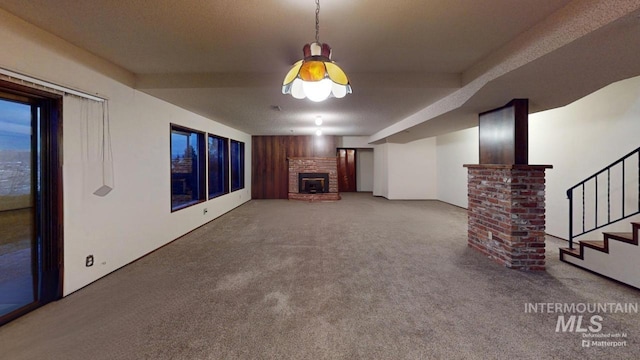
560,221,640,289
560,247,581,258
580,240,608,252
604,232,635,244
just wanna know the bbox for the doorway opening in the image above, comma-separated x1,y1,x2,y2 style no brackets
337,148,374,192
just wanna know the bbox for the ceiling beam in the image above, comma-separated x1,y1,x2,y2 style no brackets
135,72,460,90
369,0,640,144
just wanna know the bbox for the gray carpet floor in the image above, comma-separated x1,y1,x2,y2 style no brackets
0,193,638,359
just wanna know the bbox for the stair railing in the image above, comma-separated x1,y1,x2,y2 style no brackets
567,146,640,249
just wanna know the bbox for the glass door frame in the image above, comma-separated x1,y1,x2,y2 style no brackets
0,79,63,326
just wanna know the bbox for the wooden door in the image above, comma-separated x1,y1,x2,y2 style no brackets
337,149,357,192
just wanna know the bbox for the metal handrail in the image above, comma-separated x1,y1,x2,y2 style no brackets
567,146,640,249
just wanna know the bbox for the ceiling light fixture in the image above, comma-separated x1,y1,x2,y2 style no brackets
282,0,352,102
315,129,323,136
315,115,323,126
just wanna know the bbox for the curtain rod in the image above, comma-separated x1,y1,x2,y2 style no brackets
0,67,106,102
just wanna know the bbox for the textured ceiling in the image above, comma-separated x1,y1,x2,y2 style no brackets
1,0,639,141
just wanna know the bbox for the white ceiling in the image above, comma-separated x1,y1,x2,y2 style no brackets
1,0,639,141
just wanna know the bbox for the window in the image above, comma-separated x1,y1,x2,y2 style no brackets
230,139,245,192
208,134,229,199
170,125,205,211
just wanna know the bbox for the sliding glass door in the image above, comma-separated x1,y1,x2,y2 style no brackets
0,97,36,317
0,82,62,326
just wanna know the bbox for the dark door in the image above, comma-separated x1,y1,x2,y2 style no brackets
337,148,357,192
0,81,62,326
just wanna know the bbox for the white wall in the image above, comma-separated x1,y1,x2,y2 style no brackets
373,138,437,200
386,138,437,199
436,127,478,208
339,136,374,149
373,144,389,198
357,149,374,192
0,9,251,295
529,75,640,239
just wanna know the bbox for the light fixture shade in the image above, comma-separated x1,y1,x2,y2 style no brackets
291,79,305,99
282,42,352,101
303,78,332,102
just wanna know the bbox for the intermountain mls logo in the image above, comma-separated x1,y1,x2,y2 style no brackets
525,302,636,348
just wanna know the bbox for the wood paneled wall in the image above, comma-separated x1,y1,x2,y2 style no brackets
479,99,529,165
252,136,337,199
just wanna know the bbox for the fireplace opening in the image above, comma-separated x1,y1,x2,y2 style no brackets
299,172,329,194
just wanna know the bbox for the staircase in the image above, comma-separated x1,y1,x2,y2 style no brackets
560,222,640,288
559,146,640,289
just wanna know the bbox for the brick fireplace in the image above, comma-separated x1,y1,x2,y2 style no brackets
288,157,340,201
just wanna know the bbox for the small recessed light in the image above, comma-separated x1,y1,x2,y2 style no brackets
315,116,323,126
315,129,322,136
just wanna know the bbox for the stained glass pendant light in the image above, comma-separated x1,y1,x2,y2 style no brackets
282,0,352,102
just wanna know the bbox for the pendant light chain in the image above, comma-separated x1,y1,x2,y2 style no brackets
315,0,320,43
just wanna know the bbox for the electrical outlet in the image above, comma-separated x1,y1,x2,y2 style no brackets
203,208,208,215
86,255,94,267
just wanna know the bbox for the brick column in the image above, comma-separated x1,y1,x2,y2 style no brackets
464,164,552,271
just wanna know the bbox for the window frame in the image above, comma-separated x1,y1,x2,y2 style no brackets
207,134,229,199
230,139,245,192
170,124,206,212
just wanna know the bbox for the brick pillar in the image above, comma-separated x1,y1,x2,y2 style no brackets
464,164,552,271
